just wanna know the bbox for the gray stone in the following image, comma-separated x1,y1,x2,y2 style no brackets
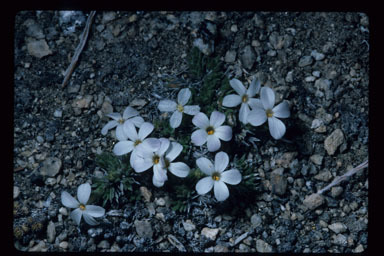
310,154,323,165
27,39,52,58
269,32,285,50
201,227,219,240
139,186,152,202
251,214,262,227
13,186,20,199
224,50,236,63
331,186,343,198
285,71,294,83
240,45,256,70
324,129,344,155
53,109,62,118
59,241,69,249
102,11,116,24
303,193,324,210
267,50,277,56
40,157,62,177
29,240,48,252
167,234,186,252
182,219,196,232
214,244,229,252
134,220,153,238
328,222,347,234
270,168,287,195
234,232,249,246
332,234,347,246
305,76,316,82
97,240,110,249
314,78,332,91
47,221,56,243
193,38,213,55
311,50,325,61
256,239,273,253
298,56,313,67
314,170,332,182
72,95,93,109
24,19,45,39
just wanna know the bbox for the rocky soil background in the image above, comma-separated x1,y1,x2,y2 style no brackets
13,11,369,252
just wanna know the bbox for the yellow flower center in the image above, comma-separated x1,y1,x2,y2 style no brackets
153,155,160,164
134,140,142,146
177,104,184,112
79,204,86,211
206,126,215,135
118,118,125,124
242,94,249,103
266,109,274,118
212,172,221,181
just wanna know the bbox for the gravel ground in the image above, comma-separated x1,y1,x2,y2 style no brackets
13,11,369,253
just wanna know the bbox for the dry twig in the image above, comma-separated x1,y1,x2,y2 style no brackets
61,11,96,88
317,159,368,195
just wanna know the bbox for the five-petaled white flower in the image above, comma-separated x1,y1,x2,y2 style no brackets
247,86,290,140
113,121,160,167
158,88,200,128
191,111,232,152
195,151,242,201
101,106,144,141
222,78,262,124
132,138,190,187
61,183,105,226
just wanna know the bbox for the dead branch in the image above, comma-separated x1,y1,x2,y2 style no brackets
317,159,368,195
61,11,96,88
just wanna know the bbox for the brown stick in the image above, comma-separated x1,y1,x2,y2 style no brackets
61,11,96,88
317,159,368,195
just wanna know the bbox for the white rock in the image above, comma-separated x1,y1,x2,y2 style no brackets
182,219,196,232
328,222,347,234
13,186,20,199
201,227,219,240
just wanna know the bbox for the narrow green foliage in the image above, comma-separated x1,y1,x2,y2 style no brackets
92,152,139,207
233,154,261,194
153,119,174,138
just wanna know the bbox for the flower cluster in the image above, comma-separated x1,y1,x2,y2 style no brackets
223,78,290,139
62,76,290,226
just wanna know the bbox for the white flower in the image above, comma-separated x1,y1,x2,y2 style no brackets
222,78,262,124
195,151,242,201
101,106,144,141
132,138,190,187
61,183,105,226
191,111,232,152
247,86,290,140
158,88,200,128
113,121,160,167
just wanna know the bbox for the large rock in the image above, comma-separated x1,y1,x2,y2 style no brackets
134,220,153,238
40,157,62,177
240,45,256,70
303,193,324,210
201,227,219,240
27,39,52,58
324,129,344,155
256,239,273,253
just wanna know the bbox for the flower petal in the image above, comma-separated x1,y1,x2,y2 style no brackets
268,116,286,140
214,151,229,173
260,86,275,110
101,120,118,135
61,191,79,208
191,129,208,146
123,106,139,119
138,138,161,153
210,111,225,128
177,88,191,106
113,141,134,156
138,122,154,140
183,105,200,115
132,156,153,173
70,208,83,225
106,112,121,121
130,116,145,128
196,157,214,175
247,107,267,126
170,110,183,128
272,100,290,119
158,138,171,156
239,103,250,124
166,142,183,162
229,78,246,95
153,174,166,187
213,181,229,201
116,124,127,141
247,78,261,97
123,120,138,141
222,94,242,107
153,164,168,187
169,162,190,178
82,212,99,225
192,112,209,129
196,176,214,195
214,126,232,141
207,135,221,152
84,205,105,218
77,183,91,205
248,98,263,109
221,169,242,185
158,100,177,112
